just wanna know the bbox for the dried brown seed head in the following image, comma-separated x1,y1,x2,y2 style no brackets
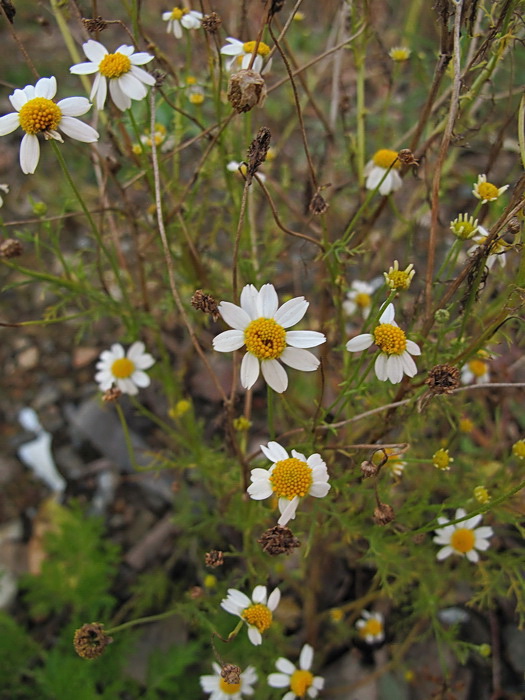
268,0,286,17
507,217,520,235
82,16,108,34
258,525,301,555
373,503,395,525
247,126,271,176
205,550,224,567
360,460,379,478
201,12,222,33
309,190,329,215
397,148,419,166
221,664,241,685
0,238,23,258
102,387,122,402
191,290,220,321
425,364,460,395
228,70,267,115
73,623,113,659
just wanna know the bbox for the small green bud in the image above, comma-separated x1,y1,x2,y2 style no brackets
434,308,450,324
478,643,491,657
32,202,47,216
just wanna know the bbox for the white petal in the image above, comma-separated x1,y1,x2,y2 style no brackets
275,657,295,675
273,297,308,328
130,52,154,66
69,61,98,75
346,334,374,352
110,343,125,358
240,352,260,389
118,377,138,395
474,538,491,551
267,587,281,610
212,329,245,352
299,644,313,671
285,330,326,348
268,672,292,688
252,585,267,604
247,481,273,499
466,549,479,563
379,172,395,196
218,301,251,330
379,303,395,324
280,347,319,371
400,352,417,377
374,353,388,381
387,355,403,384
35,76,57,99
249,468,270,481
20,133,40,174
261,359,288,393
59,117,99,143
131,371,150,388
240,285,260,320
247,627,262,645
278,496,299,526
115,44,134,56
474,526,493,539
464,513,482,528
118,72,148,101
0,113,20,136
436,546,453,560
57,96,91,117
91,73,107,110
406,339,421,356
221,42,244,56
130,65,156,86
260,441,288,462
310,482,330,497
258,283,279,317
109,79,131,110
83,40,108,63
9,89,28,111
365,167,384,190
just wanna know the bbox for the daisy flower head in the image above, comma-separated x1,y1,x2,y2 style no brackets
432,448,453,471
468,227,510,269
450,213,479,240
346,303,421,384
473,486,491,504
70,40,155,111
372,448,406,478
433,508,493,563
162,7,203,38
343,280,375,319
461,354,490,385
473,173,509,204
389,46,411,62
356,611,385,644
383,260,415,291
212,283,326,393
364,149,402,196
200,662,257,699
220,585,280,646
248,441,330,527
0,76,99,175
268,644,324,699
513,439,525,460
220,37,271,73
95,341,155,395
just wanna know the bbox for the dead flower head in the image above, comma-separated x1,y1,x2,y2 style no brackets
228,70,267,114
258,525,301,555
82,16,108,34
205,549,224,567
73,622,113,659
425,364,460,395
0,238,23,258
221,663,242,686
102,386,122,402
191,290,220,321
201,12,222,33
247,126,271,176
373,503,395,525
397,149,419,166
309,189,329,215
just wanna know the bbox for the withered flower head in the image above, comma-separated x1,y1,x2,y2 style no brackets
397,148,419,166
201,12,222,33
360,460,380,479
268,0,286,17
221,663,241,686
189,586,203,599
247,126,271,176
373,503,395,525
258,525,301,555
73,622,113,659
228,70,267,114
506,217,520,235
102,386,122,402
81,16,108,34
205,549,224,568
309,190,329,215
425,364,460,395
0,238,23,258
191,290,220,321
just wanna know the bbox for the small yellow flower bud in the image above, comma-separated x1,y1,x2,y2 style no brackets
432,448,453,471
512,439,525,460
473,486,491,504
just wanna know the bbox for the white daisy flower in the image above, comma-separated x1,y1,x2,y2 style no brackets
345,303,420,384
220,37,271,73
95,341,155,395
268,644,324,699
162,7,203,38
461,355,490,385
356,611,385,644
0,183,9,207
343,280,375,319
467,226,509,269
70,40,155,111
226,161,266,182
212,283,326,394
0,76,99,175
220,585,280,646
472,173,509,203
248,441,330,527
200,662,257,699
364,149,402,195
433,507,493,563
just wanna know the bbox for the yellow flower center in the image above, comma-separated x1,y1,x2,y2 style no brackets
386,270,411,289
18,97,61,135
360,618,383,638
243,40,271,56
242,603,272,633
270,457,313,499
373,323,406,354
290,669,314,697
513,440,525,459
111,357,135,379
189,92,204,105
459,417,474,433
372,149,400,169
219,677,241,694
355,292,371,308
244,318,286,360
474,486,490,504
170,7,188,19
99,52,132,79
476,181,499,201
433,449,451,470
468,359,487,377
450,528,475,553
389,47,411,61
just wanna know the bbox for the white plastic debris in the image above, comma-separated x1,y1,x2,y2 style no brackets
17,408,66,494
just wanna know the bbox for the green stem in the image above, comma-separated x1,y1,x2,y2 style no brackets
106,607,180,635
115,402,140,471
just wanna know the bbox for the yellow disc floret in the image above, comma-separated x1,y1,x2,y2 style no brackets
432,448,452,470
219,677,241,694
355,292,371,308
290,669,314,697
451,528,475,554
468,359,487,378
242,603,272,633
99,52,132,79
270,457,312,499
170,7,188,19
18,98,62,135
373,323,406,354
512,439,525,460
476,181,499,202
359,618,383,638
474,486,491,504
243,40,271,56
372,149,400,169
111,357,135,379
244,318,286,360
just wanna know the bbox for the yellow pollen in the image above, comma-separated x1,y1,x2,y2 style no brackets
468,359,487,377
244,318,286,360
290,669,314,697
99,52,132,79
170,7,188,19
450,528,475,553
477,181,499,201
270,457,312,499
373,323,406,354
111,357,135,379
219,677,241,694
372,149,400,169
18,98,61,135
243,40,271,56
242,603,272,633
360,618,383,638
355,292,371,308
